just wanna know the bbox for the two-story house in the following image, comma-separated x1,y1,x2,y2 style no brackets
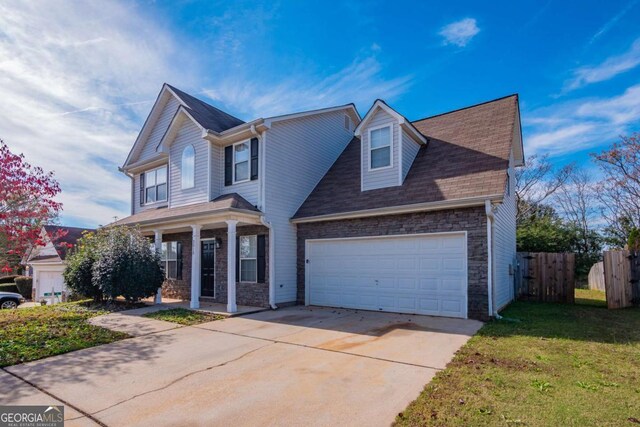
115,84,523,320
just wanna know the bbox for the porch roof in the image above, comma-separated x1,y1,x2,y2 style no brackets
111,193,261,228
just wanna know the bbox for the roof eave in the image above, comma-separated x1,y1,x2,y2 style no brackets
291,195,504,223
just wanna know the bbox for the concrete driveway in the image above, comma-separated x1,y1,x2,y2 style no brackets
3,306,481,426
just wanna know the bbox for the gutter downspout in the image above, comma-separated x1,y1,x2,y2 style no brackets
119,167,135,216
254,125,277,310
485,200,500,319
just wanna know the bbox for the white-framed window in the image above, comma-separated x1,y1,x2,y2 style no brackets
344,114,352,131
162,242,178,279
239,235,257,282
144,166,167,204
181,145,195,189
150,241,178,279
369,125,392,170
233,141,250,183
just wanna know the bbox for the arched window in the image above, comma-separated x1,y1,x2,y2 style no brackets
181,145,195,189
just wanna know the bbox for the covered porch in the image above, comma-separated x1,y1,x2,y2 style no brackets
112,195,273,314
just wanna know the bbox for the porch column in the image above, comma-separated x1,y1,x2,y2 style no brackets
190,224,202,309
154,229,163,304
226,219,238,313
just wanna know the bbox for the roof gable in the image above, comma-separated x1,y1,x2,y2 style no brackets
123,84,246,170
355,99,426,145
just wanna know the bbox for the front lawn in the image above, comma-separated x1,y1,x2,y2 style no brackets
0,301,132,367
397,299,640,426
142,308,224,325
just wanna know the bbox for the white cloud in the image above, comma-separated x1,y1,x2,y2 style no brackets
564,38,640,91
577,84,640,125
588,0,639,45
0,1,411,228
202,56,412,118
439,18,480,48
524,84,640,156
0,0,198,228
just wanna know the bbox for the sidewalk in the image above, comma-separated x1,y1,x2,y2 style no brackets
88,305,182,337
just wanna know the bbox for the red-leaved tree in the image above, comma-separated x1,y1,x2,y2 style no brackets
0,139,64,273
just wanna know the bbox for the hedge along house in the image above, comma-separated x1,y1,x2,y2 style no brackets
114,84,523,320
26,225,94,300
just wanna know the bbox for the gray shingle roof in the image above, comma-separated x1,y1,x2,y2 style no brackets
111,193,260,227
293,95,519,219
167,84,245,133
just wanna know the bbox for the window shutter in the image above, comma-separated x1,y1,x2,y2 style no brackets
257,234,266,283
224,145,233,186
235,236,240,281
139,173,145,206
176,242,183,280
250,138,259,181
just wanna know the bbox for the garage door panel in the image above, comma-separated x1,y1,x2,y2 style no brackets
307,233,467,318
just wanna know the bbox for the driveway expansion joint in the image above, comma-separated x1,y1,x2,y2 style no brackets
192,325,443,371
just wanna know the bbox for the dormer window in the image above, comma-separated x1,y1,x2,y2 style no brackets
369,125,392,170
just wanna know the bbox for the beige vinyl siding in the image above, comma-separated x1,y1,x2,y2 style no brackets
493,151,517,311
169,121,209,207
136,96,180,163
133,172,168,213
361,108,400,191
217,142,260,206
265,110,354,303
401,130,420,183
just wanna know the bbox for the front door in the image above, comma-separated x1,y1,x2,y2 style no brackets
201,241,216,297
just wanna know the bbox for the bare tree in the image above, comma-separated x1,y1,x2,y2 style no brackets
554,169,602,277
592,133,640,246
515,154,573,222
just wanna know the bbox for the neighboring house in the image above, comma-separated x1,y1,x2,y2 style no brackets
26,226,94,300
114,84,523,320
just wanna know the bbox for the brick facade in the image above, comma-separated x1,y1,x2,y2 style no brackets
160,225,270,307
296,207,489,320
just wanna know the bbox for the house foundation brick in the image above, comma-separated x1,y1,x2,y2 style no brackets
296,207,489,321
159,225,270,308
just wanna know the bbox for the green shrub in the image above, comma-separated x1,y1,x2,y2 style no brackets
64,227,164,302
92,227,163,302
0,283,20,294
13,276,32,299
64,236,102,302
0,275,18,284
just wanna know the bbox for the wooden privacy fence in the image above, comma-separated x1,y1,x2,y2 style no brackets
516,252,576,303
588,261,606,291
602,250,640,309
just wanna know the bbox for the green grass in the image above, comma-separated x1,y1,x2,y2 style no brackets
575,288,607,307
396,300,640,426
0,301,130,367
142,308,224,325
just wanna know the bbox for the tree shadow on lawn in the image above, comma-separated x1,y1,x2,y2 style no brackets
3,332,173,404
485,300,640,344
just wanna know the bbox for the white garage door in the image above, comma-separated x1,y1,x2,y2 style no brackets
306,233,468,318
38,271,65,298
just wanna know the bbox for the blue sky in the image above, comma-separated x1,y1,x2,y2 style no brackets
1,0,639,227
